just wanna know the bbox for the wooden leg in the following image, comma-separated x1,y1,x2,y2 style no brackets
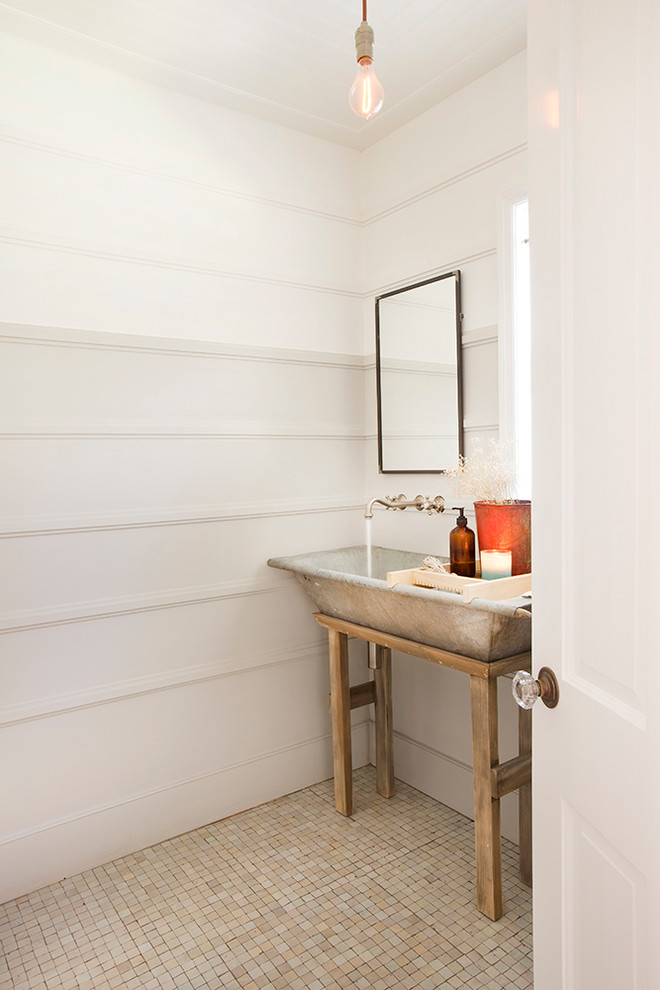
518,704,533,885
470,674,503,920
328,628,353,816
373,644,394,798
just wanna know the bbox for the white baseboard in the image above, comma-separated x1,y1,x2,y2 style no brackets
371,727,520,845
0,724,370,904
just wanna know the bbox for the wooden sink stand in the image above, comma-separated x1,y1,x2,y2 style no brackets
314,612,532,921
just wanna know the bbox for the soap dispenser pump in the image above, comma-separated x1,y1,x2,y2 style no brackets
450,507,476,577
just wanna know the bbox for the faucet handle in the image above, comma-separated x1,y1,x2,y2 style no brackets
427,495,446,514
387,494,409,510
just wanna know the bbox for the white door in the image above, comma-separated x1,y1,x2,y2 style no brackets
528,0,660,987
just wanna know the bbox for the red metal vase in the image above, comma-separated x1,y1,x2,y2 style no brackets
473,500,531,576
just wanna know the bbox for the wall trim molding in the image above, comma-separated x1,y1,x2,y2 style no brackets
393,727,472,774
380,364,456,380
0,119,361,226
0,731,322,846
363,325,498,358
364,424,497,443
0,639,327,727
364,320,496,377
0,421,366,441
0,574,292,634
0,494,365,539
1,230,499,305
386,728,518,843
372,430,458,441
364,143,528,226
366,246,497,299
0,723,368,849
0,322,367,371
0,221,362,297
462,324,498,348
0,118,526,232
463,423,499,434
0,725,369,903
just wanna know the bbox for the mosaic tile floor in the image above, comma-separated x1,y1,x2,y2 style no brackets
0,768,532,989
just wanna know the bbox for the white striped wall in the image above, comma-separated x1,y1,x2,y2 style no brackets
0,35,527,902
0,330,373,902
0,32,369,903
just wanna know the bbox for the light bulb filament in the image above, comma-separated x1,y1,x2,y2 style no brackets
349,56,384,120
361,61,373,115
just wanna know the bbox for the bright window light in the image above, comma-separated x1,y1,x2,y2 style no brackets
512,199,531,498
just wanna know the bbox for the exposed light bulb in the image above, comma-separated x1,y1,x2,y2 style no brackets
349,12,384,120
349,57,384,119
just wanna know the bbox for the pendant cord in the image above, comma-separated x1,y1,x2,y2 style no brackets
362,0,367,22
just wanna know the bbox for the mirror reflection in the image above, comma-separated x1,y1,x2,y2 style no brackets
376,270,463,474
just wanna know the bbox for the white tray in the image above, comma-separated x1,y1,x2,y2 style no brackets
386,567,532,603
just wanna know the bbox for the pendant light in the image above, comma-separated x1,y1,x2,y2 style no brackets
348,0,384,119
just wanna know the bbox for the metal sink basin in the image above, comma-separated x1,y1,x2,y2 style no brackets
267,545,531,662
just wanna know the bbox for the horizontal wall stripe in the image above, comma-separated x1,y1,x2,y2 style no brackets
462,324,498,348
366,246,497,299
365,144,527,226
0,120,361,226
0,326,490,388
0,575,294,634
363,326,497,372
385,727,518,843
0,120,525,229
0,494,365,539
0,725,372,847
375,431,458,441
0,728,370,903
0,423,367,440
365,423,497,441
0,223,496,303
0,640,328,727
0,222,363,297
0,323,367,371
463,423,499,434
380,366,456,379
392,727,473,774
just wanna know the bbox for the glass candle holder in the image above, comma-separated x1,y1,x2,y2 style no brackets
480,549,512,580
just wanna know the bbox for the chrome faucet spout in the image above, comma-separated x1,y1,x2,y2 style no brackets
364,496,394,519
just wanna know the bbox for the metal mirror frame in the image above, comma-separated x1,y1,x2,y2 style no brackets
375,270,464,474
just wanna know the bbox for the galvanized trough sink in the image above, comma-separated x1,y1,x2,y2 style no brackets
267,545,531,663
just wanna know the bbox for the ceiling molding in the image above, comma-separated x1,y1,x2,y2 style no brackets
0,1,526,149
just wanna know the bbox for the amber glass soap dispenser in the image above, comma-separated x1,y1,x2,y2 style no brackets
450,507,476,577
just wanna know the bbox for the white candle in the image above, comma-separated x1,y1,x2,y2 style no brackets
480,549,512,580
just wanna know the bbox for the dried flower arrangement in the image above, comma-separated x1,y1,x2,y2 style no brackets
448,438,517,504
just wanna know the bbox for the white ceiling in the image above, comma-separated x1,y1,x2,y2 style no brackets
0,0,526,149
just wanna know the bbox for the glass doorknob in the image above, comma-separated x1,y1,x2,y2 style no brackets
512,667,559,710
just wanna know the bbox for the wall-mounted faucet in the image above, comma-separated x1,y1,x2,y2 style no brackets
364,493,445,519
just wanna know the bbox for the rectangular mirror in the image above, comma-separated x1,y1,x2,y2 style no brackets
376,270,463,474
